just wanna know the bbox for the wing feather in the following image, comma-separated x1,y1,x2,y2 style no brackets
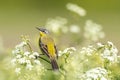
39,39,50,57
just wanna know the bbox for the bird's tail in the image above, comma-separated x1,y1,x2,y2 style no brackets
50,58,59,70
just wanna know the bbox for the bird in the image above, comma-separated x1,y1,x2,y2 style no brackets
36,27,59,70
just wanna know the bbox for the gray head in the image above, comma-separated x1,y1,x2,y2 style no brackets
36,27,49,34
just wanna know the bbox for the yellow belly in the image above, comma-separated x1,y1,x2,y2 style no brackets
48,44,56,58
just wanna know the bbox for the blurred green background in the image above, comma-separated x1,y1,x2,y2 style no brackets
0,0,120,50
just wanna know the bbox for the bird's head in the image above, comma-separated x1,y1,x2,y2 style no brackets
36,27,49,37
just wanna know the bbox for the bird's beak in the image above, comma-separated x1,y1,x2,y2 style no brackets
36,27,41,31
36,27,44,36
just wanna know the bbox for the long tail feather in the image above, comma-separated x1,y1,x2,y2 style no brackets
50,59,59,70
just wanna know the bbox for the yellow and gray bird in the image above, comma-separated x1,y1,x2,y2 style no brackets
36,27,59,70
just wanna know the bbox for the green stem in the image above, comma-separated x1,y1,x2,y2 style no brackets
38,56,51,64
27,42,33,52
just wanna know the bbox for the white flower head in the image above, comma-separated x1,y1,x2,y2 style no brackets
58,51,63,56
26,64,33,70
101,41,118,63
84,20,105,41
107,41,113,46
12,49,20,55
107,41,118,54
66,3,86,16
69,25,80,33
80,45,96,56
16,54,22,59
46,17,67,33
81,67,108,80
63,47,76,53
97,42,104,47
29,54,36,59
33,52,39,57
26,60,31,64
18,57,26,64
96,41,119,63
24,51,30,56
15,68,21,75
34,60,41,65
58,47,76,56
15,41,27,49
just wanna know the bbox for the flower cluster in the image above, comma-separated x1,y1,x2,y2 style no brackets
81,67,109,80
80,41,119,63
58,47,76,57
84,20,105,41
11,37,44,75
98,41,118,63
58,41,119,80
45,17,68,34
66,3,86,16
80,45,96,56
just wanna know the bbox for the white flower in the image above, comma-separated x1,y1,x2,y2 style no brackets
12,37,46,73
69,25,80,33
107,41,118,53
84,20,105,41
66,3,86,16
101,49,117,62
63,47,76,53
24,51,30,56
80,46,96,56
103,49,110,55
13,42,27,56
18,57,26,64
101,42,118,63
58,47,76,56
46,17,67,33
33,52,39,57
81,67,108,80
34,60,41,65
107,41,113,46
101,77,107,80
16,54,22,58
15,68,21,75
97,42,104,47
26,64,33,70
15,41,27,49
26,60,31,64
58,51,63,56
29,54,36,59
12,49,20,54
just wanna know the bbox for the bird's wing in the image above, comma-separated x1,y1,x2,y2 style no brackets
39,39,50,58
54,45,58,59
40,36,58,59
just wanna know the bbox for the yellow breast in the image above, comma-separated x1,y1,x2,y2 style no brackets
47,43,56,58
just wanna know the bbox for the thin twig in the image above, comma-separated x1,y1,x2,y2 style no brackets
38,56,51,64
